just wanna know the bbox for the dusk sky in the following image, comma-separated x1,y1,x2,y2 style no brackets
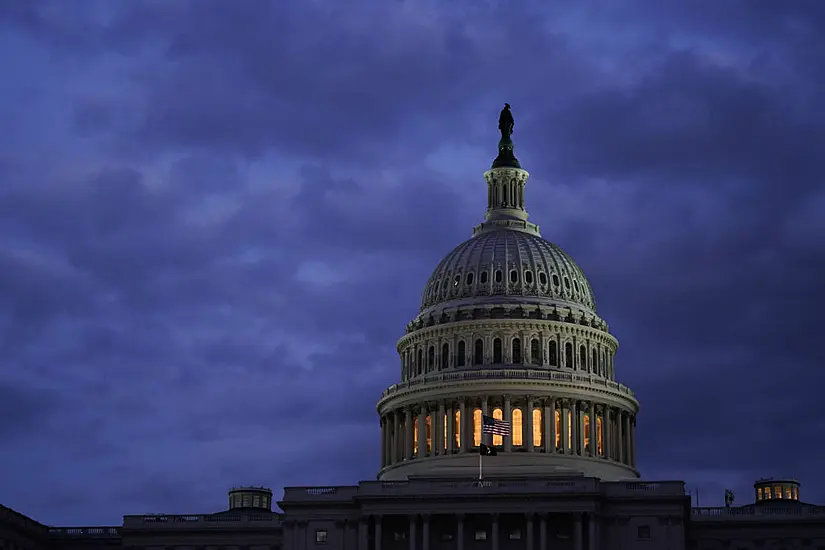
2,0,825,526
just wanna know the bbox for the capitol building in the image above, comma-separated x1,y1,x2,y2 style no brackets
1,109,823,550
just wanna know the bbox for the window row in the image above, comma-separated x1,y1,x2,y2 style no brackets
757,485,799,501
427,269,587,300
407,408,605,456
402,338,614,379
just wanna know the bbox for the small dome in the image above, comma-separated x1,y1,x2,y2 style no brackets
420,229,596,313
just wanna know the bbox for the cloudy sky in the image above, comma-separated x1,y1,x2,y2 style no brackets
2,0,824,525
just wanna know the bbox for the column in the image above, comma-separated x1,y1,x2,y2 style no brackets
375,516,383,550
573,513,583,550
482,396,490,446
435,402,445,454
422,515,431,550
630,417,637,468
561,400,570,454
459,400,468,453
504,395,512,452
569,401,578,455
405,407,413,459
577,402,586,455
456,513,465,550
588,402,596,457
588,513,598,550
447,403,455,454
544,399,554,454
491,513,500,550
526,514,534,550
393,412,401,463
409,515,417,550
604,407,612,460
359,518,368,550
380,417,387,467
539,515,547,550
417,406,427,457
526,396,535,452
616,411,624,463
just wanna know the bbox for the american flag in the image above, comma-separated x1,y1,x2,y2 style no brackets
481,415,511,436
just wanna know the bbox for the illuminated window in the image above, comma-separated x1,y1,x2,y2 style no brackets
474,340,484,365
757,487,763,500
549,341,558,366
565,343,573,368
579,346,587,371
316,529,328,543
512,408,523,446
443,414,448,450
530,339,539,364
440,343,448,370
457,341,466,367
555,409,561,448
473,409,482,446
455,410,461,448
493,408,504,446
774,485,782,499
512,338,522,364
793,487,799,500
785,486,792,499
413,416,418,455
533,408,542,447
426,415,432,452
567,411,572,449
596,416,603,455
763,486,771,499
493,338,503,363
584,415,591,452
428,346,435,371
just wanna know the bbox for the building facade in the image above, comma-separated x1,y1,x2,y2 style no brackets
2,116,824,549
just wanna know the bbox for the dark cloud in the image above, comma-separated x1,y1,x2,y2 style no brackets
0,0,824,527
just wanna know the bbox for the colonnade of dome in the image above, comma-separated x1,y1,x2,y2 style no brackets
378,396,636,471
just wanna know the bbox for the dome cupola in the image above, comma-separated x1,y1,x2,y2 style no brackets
376,105,639,482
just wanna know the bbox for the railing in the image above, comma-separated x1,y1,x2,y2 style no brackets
381,369,635,399
602,481,686,497
282,486,359,502
692,506,825,520
122,513,283,528
47,527,120,537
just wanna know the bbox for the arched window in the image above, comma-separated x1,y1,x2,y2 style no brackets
480,271,489,284
512,409,524,447
555,409,561,449
495,270,503,283
530,338,539,364
474,339,484,365
564,343,573,369
473,409,482,446
567,410,573,450
455,410,461,448
591,348,598,374
509,270,518,283
539,272,548,285
426,415,432,453
466,272,474,285
584,414,591,453
457,341,466,367
493,338,503,363
552,273,560,287
413,415,419,455
579,345,587,371
440,343,449,370
524,271,533,284
428,346,435,371
549,341,558,366
512,338,522,364
417,349,423,375
533,408,542,447
597,416,604,456
493,408,504,446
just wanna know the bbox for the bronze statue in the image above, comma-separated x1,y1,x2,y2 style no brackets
492,103,520,169
498,103,514,140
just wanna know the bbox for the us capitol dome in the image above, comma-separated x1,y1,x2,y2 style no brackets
376,105,639,481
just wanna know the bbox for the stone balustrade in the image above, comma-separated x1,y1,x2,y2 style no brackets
47,526,121,536
381,368,635,399
122,513,282,529
692,506,825,520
